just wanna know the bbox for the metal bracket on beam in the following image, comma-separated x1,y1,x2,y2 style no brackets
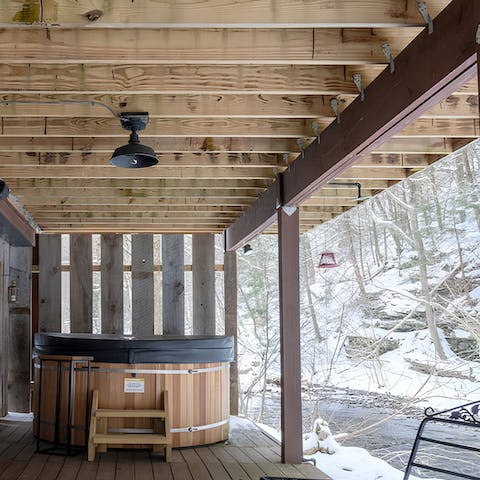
282,206,298,216
311,121,321,144
282,153,290,166
296,138,306,159
353,74,365,101
381,43,395,74
330,98,340,124
417,2,433,34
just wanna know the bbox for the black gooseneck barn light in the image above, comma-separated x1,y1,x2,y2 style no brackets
110,112,158,168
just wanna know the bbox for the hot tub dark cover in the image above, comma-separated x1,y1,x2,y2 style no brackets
34,333,234,364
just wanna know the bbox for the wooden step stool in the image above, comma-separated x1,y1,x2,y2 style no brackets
88,389,172,462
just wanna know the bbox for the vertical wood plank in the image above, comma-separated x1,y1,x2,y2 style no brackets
278,207,302,464
38,234,61,332
0,239,9,416
162,234,184,335
192,234,215,335
132,234,154,337
101,234,123,335
224,250,238,416
8,245,32,413
70,234,92,333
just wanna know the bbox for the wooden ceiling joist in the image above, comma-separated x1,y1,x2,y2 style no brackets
0,0,474,234
2,1,450,28
0,28,420,65
225,0,478,250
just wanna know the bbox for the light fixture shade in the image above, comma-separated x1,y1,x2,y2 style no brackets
110,112,158,168
110,142,158,168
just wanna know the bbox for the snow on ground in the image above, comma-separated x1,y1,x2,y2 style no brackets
254,418,439,480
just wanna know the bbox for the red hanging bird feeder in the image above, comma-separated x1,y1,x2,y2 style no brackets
317,252,338,269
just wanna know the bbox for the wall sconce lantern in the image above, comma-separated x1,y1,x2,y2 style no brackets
8,280,17,303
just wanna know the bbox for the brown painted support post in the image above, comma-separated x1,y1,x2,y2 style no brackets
224,250,238,415
39,234,62,332
8,245,32,412
101,234,123,334
192,233,215,335
132,234,154,337
70,234,92,333
278,207,302,464
162,234,184,335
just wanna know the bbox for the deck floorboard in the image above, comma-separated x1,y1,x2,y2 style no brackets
0,417,332,480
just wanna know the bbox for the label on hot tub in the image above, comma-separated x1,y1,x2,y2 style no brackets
124,378,145,393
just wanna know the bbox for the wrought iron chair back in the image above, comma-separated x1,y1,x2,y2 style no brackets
403,400,480,480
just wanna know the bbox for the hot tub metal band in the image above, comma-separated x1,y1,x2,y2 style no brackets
107,418,230,434
34,364,229,375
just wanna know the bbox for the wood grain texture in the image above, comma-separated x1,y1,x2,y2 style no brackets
0,28,417,64
38,234,61,332
162,235,185,335
224,251,238,416
3,0,448,27
101,234,123,334
0,64,384,95
70,234,92,333
132,234,154,337
33,360,230,448
8,246,32,412
192,234,215,335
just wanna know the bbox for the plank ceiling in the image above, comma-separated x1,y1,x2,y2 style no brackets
0,0,474,234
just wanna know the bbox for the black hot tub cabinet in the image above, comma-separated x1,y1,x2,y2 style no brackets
33,333,234,448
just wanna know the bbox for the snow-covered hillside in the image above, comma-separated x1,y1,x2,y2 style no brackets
237,139,480,419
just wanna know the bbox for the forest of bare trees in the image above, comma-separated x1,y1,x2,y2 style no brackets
237,141,480,425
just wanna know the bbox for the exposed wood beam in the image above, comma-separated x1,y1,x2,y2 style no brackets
21,196,256,206
0,96,336,118
0,199,36,246
225,0,478,250
13,188,266,198
0,166,277,179
3,1,449,27
10,178,271,189
0,65,384,95
3,116,478,138
0,28,418,65
24,205,246,213
0,136,456,154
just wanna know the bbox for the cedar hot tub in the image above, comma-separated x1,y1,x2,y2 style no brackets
33,333,234,448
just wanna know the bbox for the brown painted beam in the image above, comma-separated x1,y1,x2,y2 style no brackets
278,207,302,464
0,199,35,247
225,0,479,249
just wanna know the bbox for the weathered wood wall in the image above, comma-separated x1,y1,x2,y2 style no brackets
132,234,154,336
162,234,185,335
224,250,238,415
8,246,32,412
70,234,93,333
192,233,215,335
101,234,123,334
38,234,61,332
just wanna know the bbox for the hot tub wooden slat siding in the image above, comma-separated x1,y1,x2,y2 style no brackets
33,361,230,448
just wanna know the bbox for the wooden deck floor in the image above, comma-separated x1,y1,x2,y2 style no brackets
0,416,331,480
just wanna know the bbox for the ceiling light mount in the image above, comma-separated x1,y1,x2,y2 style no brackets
111,112,158,169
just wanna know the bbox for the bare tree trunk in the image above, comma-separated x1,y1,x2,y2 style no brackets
428,169,444,231
344,216,366,295
409,181,446,360
300,236,323,342
464,149,480,232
